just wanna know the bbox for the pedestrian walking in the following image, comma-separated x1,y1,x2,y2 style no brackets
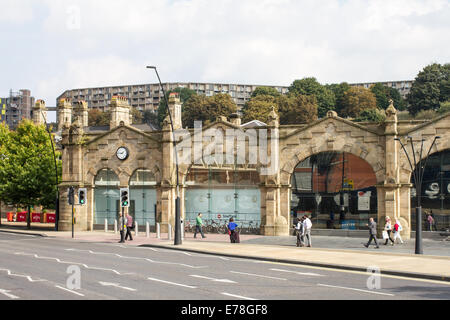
393,218,404,244
194,213,206,239
227,218,239,243
118,212,127,243
303,215,312,247
293,217,304,247
125,212,134,241
383,216,395,246
427,213,434,232
364,217,379,248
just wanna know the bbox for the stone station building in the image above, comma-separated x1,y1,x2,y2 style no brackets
44,94,450,239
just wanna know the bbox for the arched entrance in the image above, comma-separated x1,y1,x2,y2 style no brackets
184,165,261,234
94,169,120,226
129,169,157,229
291,151,378,230
410,149,450,231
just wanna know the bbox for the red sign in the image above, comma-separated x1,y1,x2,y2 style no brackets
46,213,56,223
217,214,222,219
32,213,41,223
16,212,27,222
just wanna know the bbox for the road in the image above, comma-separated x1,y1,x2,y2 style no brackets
0,232,449,301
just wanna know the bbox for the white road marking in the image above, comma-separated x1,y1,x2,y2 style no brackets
65,248,207,269
99,282,137,292
55,285,85,297
270,268,323,277
14,252,134,276
147,277,197,289
0,289,20,299
221,292,258,300
190,275,237,284
230,271,287,281
0,268,47,282
317,283,395,296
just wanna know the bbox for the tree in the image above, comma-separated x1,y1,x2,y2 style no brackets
182,93,238,128
326,82,351,116
130,107,143,124
88,109,110,126
251,86,281,98
278,94,318,125
370,83,406,111
0,120,60,229
242,95,278,123
289,77,335,118
354,108,386,123
407,63,450,115
340,87,377,118
142,110,159,128
157,87,197,127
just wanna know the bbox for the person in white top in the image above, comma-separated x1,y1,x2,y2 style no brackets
293,217,305,247
302,215,313,247
393,218,404,244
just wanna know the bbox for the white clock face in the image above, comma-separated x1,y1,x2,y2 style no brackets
116,147,129,160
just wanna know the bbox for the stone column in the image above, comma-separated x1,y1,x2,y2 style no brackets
32,100,47,126
57,98,72,131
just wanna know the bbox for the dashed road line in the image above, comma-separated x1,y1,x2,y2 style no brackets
317,283,395,296
0,268,47,282
0,289,20,299
221,292,258,300
147,277,197,289
55,285,85,297
230,271,287,281
270,268,324,277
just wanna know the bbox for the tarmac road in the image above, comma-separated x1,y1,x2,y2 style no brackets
0,232,449,301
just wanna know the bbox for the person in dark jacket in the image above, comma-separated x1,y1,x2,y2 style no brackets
364,217,379,248
227,218,238,243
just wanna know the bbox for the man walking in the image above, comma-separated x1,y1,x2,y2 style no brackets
294,217,304,247
303,215,312,247
364,217,379,248
125,212,134,241
118,212,127,243
194,213,206,239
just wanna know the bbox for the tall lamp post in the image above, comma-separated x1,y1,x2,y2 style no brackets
146,66,182,245
40,109,60,231
395,136,440,254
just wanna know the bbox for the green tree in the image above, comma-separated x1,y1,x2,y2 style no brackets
289,77,335,118
251,86,281,98
354,108,386,123
407,63,450,115
182,93,238,128
0,120,60,229
142,110,159,128
242,95,278,123
438,101,450,114
130,107,143,124
340,87,377,118
370,83,406,111
278,94,318,125
326,82,351,116
88,109,110,126
157,87,197,127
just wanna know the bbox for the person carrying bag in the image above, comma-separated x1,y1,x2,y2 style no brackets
227,218,239,243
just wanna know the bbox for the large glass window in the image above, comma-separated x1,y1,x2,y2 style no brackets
129,169,157,227
185,167,260,233
94,169,120,225
291,152,378,230
411,149,450,231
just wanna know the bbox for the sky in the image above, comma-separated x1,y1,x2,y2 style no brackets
0,0,449,122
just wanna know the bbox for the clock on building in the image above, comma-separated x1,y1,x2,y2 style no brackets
116,147,129,161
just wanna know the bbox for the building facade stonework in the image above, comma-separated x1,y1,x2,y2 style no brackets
55,96,450,239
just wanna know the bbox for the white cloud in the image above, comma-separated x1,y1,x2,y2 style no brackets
1,0,449,106
0,0,34,23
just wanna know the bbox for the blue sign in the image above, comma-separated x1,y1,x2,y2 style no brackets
341,220,356,230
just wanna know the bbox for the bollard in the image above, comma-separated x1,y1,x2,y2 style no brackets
114,219,118,234
146,222,150,238
168,223,172,240
135,221,138,237
104,219,108,233
156,223,160,239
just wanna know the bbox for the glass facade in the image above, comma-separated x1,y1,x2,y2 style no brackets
184,168,260,233
94,169,120,225
410,149,450,231
291,152,378,230
129,169,157,227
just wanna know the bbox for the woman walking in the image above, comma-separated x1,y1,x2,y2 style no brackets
393,218,404,244
384,216,395,246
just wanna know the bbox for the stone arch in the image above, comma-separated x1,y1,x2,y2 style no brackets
280,140,384,186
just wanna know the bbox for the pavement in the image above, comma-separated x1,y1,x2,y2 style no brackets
1,219,449,283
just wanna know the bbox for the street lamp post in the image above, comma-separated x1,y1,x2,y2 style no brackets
146,66,182,245
395,136,440,254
